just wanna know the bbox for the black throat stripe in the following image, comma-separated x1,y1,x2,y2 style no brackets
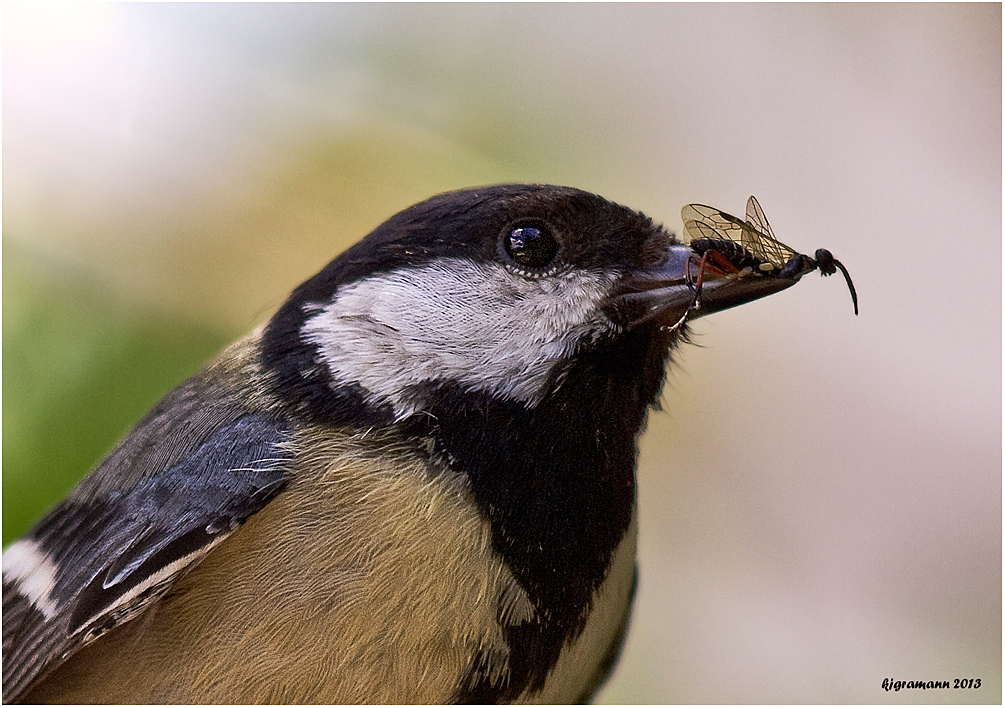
410,325,676,701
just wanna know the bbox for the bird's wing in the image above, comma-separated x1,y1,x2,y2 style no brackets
2,378,292,702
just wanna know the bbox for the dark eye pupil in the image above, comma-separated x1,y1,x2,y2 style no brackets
506,226,558,268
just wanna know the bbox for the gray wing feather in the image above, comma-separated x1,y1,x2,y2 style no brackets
2,377,292,702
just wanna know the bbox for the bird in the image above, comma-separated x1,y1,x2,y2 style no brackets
3,184,810,703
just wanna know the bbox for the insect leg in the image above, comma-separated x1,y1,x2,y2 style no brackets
691,250,710,310
662,251,708,333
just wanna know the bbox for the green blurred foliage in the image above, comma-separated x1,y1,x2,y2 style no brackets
2,242,232,545
0,128,511,549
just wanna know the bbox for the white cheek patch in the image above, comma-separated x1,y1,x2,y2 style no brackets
3,540,60,619
302,258,618,418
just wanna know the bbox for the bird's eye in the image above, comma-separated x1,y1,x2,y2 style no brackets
504,223,559,270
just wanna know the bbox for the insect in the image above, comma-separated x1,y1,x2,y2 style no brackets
681,195,858,315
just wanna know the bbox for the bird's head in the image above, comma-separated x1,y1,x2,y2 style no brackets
262,184,795,427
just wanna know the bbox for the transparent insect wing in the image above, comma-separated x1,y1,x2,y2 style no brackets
681,203,747,245
682,202,778,267
741,196,798,267
745,195,774,239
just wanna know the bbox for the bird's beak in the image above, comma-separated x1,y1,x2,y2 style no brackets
606,243,799,330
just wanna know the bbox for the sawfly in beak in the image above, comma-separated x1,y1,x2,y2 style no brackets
681,195,858,316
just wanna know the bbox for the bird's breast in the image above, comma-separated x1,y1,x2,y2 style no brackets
25,423,638,703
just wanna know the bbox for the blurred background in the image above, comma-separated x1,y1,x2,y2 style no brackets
3,3,1000,703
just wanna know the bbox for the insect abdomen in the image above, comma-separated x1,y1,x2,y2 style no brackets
689,238,766,272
